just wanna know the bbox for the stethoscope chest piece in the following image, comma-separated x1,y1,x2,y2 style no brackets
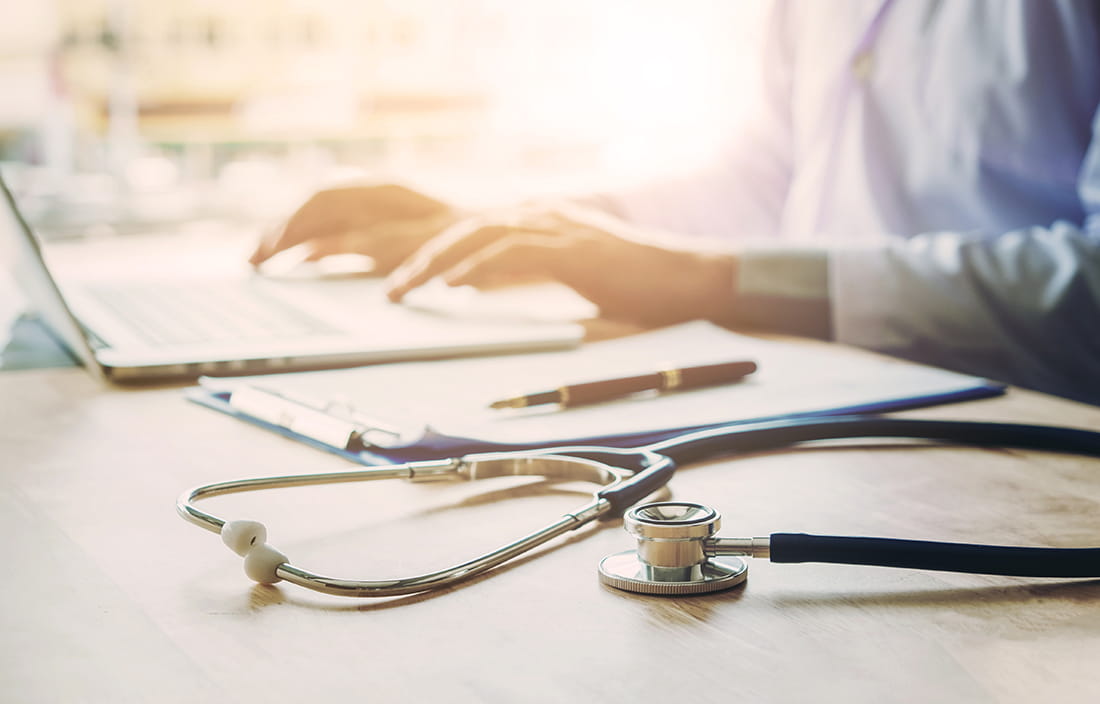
598,502,748,595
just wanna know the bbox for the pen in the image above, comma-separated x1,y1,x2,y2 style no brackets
489,359,758,409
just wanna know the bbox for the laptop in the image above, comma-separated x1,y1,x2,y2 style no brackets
1,175,584,382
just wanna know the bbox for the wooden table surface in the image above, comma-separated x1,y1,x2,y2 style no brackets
3,351,1100,703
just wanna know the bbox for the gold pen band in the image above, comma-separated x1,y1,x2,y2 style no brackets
659,368,682,391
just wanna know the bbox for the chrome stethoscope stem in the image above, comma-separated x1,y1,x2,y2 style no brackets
707,537,772,559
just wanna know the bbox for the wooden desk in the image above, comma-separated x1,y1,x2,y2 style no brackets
3,354,1100,703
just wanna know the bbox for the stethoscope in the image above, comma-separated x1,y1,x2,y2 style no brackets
177,415,1100,598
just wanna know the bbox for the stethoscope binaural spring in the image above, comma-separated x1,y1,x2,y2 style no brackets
177,415,1100,599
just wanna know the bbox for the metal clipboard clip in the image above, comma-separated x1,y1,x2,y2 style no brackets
227,385,422,451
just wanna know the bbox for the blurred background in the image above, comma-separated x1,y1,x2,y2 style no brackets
1,0,765,237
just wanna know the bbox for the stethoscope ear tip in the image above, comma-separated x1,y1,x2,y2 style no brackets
221,520,268,556
221,520,287,585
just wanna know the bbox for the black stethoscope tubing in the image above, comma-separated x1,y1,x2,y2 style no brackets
592,415,1100,578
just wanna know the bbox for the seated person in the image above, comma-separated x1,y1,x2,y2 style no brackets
250,0,1100,406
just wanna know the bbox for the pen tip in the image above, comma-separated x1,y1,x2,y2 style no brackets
489,397,524,410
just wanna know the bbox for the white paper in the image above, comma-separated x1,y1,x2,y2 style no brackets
199,321,999,447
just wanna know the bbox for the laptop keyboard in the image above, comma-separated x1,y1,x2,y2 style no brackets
85,280,338,346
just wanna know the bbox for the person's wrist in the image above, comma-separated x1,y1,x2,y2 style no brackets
689,250,739,325
725,248,833,339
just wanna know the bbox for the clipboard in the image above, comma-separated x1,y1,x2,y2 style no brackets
186,322,1006,464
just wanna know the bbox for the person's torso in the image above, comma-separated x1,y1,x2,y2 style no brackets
778,0,1100,242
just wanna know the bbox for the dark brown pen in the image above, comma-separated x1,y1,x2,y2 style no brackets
489,360,758,409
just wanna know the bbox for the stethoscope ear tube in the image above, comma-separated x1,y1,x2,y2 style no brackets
596,456,676,515
770,533,1100,578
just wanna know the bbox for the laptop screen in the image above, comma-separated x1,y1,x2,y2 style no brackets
0,174,103,376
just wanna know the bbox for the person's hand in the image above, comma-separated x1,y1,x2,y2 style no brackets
385,203,737,327
248,184,458,273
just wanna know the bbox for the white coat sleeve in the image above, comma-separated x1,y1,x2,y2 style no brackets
830,105,1100,405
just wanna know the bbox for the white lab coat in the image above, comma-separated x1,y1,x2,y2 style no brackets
610,0,1100,404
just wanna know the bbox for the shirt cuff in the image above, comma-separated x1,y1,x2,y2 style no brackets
732,248,833,339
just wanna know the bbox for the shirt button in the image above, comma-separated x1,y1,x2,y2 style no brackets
852,50,874,80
